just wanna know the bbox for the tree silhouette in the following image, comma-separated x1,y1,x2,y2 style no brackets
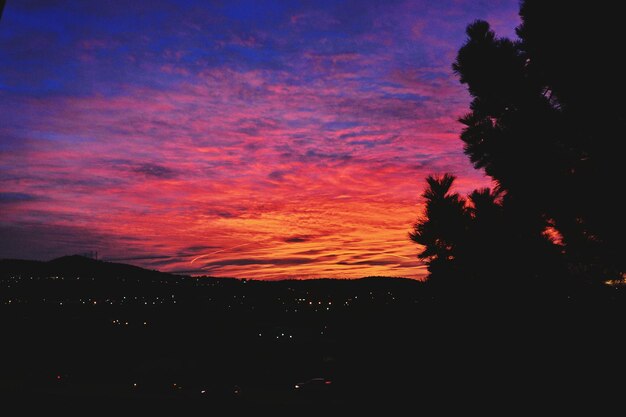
463,187,505,281
411,174,566,289
410,174,469,286
448,1,624,283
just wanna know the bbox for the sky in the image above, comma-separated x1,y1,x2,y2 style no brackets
0,0,519,279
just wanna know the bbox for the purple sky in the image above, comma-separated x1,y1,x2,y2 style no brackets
0,0,520,278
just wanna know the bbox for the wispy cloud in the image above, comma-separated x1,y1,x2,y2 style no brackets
0,0,515,278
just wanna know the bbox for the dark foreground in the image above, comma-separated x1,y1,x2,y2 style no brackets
2,257,626,411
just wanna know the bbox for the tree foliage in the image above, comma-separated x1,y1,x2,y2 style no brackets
412,0,624,286
410,174,468,285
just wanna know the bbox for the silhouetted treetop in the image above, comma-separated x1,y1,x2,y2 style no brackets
449,0,624,282
453,20,529,116
410,174,467,283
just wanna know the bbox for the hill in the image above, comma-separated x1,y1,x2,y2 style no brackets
0,255,185,283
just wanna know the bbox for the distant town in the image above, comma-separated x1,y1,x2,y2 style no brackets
1,255,430,404
3,255,625,406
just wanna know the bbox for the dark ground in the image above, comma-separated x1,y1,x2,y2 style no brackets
2,257,625,411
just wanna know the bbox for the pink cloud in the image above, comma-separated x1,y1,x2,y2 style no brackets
0,0,519,279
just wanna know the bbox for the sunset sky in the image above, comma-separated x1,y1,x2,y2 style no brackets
0,0,519,279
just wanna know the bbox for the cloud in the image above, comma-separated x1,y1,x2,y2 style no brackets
106,255,173,262
337,259,399,266
295,249,326,255
0,0,515,279
181,245,222,252
0,192,37,203
132,163,177,179
283,235,314,243
202,257,316,267
268,170,288,181
347,135,397,148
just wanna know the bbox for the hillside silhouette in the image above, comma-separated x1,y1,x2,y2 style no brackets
1,255,183,281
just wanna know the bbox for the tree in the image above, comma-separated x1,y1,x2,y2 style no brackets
451,1,624,282
410,174,469,286
464,187,505,280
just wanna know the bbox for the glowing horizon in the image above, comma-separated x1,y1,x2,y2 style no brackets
0,0,519,279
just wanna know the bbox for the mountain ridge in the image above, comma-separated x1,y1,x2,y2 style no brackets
0,255,418,283
0,255,185,281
